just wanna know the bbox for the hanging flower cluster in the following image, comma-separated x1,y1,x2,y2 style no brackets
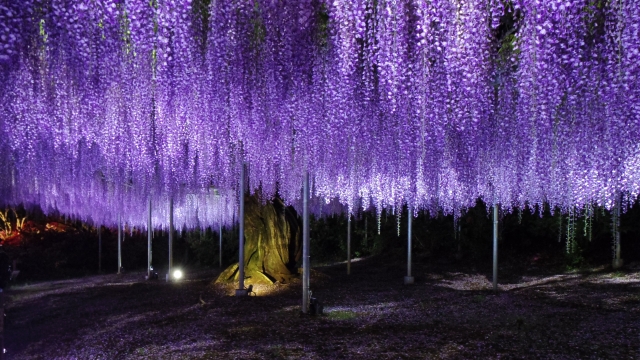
0,0,638,229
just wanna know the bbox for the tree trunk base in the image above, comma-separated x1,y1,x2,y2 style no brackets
215,195,302,287
215,262,299,286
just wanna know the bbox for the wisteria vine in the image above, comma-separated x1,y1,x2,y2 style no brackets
0,0,638,230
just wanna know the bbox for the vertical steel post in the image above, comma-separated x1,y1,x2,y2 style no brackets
615,204,621,260
364,216,368,245
302,171,310,313
168,198,173,279
347,213,351,275
404,205,414,284
219,223,223,269
0,289,4,360
238,163,246,292
408,206,412,276
117,214,122,274
616,193,621,259
147,198,152,279
98,225,102,273
493,203,498,291
613,192,623,269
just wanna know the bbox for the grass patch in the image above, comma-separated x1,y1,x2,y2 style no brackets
473,294,486,303
611,271,626,278
565,253,587,271
327,310,358,320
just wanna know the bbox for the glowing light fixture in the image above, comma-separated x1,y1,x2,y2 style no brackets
172,269,183,280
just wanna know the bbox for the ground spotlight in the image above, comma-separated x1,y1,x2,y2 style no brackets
172,269,183,280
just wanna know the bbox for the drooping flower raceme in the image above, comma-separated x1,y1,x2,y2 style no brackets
0,0,637,229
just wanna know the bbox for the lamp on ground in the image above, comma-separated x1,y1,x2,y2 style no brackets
172,269,183,280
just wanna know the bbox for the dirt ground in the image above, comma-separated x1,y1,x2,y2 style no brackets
4,255,640,359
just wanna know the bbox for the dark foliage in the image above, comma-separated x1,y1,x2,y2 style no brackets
2,197,639,282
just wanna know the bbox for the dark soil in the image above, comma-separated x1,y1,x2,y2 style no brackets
4,255,640,359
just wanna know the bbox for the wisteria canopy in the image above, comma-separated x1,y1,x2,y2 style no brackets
0,0,638,229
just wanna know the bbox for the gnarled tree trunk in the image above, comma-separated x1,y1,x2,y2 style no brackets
216,195,302,285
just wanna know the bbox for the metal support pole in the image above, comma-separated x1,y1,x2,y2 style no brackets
364,216,368,246
347,213,351,275
117,214,122,274
237,163,246,293
147,198,152,279
615,205,621,260
404,205,414,284
302,171,310,313
219,223,223,269
613,192,624,269
168,198,173,280
0,290,4,360
98,225,102,273
616,194,621,260
493,203,498,291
